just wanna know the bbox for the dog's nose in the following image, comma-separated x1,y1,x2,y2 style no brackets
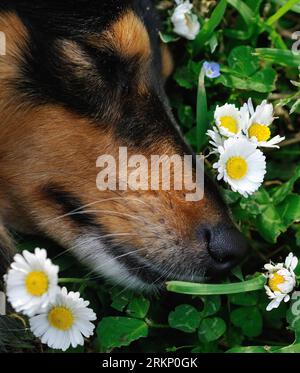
197,224,248,277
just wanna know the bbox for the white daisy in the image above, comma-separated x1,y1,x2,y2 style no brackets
171,0,200,40
206,126,224,152
214,103,243,138
264,253,298,311
4,248,59,316
243,98,285,148
213,137,266,197
29,287,96,351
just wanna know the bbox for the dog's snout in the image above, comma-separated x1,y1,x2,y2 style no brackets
197,224,248,277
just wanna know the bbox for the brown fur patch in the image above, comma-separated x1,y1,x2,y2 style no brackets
0,95,221,254
161,43,174,80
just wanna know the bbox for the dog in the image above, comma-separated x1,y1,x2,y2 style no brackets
0,0,247,291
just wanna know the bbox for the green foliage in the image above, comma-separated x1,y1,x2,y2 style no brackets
198,317,227,342
8,0,300,353
230,307,263,337
97,317,148,352
0,316,36,352
168,304,201,333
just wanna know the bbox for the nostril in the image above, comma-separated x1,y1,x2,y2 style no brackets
204,229,211,246
208,245,235,263
207,225,248,267
195,226,211,246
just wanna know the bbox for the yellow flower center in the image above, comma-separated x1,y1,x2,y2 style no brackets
268,272,285,293
25,271,49,296
219,116,238,134
248,123,271,142
48,307,74,331
226,157,248,180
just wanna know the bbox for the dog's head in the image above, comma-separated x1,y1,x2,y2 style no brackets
0,0,247,290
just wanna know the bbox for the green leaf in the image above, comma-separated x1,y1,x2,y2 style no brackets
174,60,201,89
225,0,257,40
260,299,287,329
294,225,300,246
271,165,300,204
200,296,221,318
110,289,133,312
221,189,241,204
97,317,148,351
198,317,227,342
290,98,300,114
168,304,201,333
226,326,244,347
219,67,276,93
278,194,300,226
228,46,259,76
196,66,208,151
159,32,179,44
239,188,286,242
166,274,266,295
274,343,300,353
250,67,277,92
192,0,227,54
255,48,300,68
231,266,244,281
240,188,271,216
230,307,263,337
126,295,150,319
256,204,286,243
177,104,195,129
229,292,259,306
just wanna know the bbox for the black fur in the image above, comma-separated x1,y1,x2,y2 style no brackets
1,0,173,147
42,183,98,228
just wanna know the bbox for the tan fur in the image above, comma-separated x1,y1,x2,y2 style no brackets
93,10,151,61
161,43,174,80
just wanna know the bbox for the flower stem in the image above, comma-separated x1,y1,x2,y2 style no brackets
145,318,169,329
166,274,266,295
58,278,90,284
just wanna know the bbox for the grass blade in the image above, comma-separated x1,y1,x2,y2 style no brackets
166,274,266,295
255,48,300,68
271,0,300,13
225,0,257,40
196,66,208,152
266,0,300,25
193,0,227,55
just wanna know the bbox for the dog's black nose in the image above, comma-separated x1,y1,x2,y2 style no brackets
197,224,248,277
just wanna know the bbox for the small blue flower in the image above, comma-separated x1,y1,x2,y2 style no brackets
203,61,221,79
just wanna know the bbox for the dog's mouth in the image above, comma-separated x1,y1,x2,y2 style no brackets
72,234,212,292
